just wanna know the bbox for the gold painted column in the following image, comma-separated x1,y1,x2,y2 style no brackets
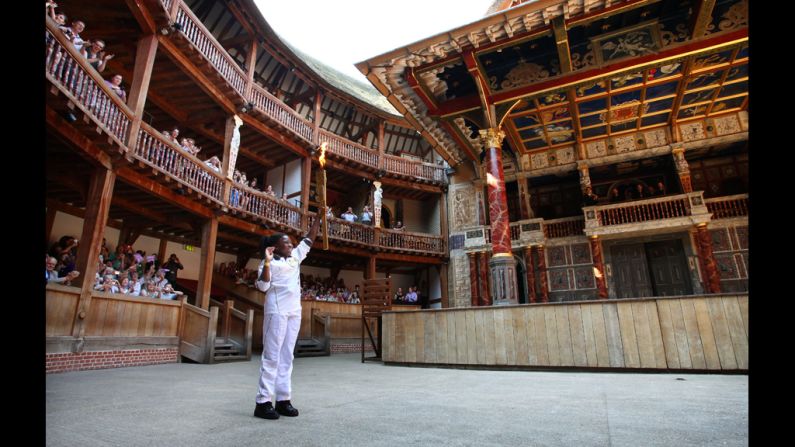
577,161,592,195
672,145,693,193
479,128,518,305
589,235,609,299
694,223,721,293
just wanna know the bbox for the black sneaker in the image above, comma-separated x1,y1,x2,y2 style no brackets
275,400,299,417
254,401,279,420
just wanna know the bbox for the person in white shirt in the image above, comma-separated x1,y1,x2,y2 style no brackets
340,207,357,223
360,206,373,225
253,211,322,420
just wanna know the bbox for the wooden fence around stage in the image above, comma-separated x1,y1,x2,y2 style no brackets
382,294,748,371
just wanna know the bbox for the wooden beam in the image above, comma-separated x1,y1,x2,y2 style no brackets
690,0,718,38
124,0,157,34
196,217,218,310
217,214,270,237
115,167,214,218
45,107,113,170
72,167,116,340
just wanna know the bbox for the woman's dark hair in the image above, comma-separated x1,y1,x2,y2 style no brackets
260,233,286,257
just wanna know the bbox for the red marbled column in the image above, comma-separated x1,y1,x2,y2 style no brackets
589,236,609,299
535,245,549,303
695,224,721,293
524,247,537,303
478,251,492,306
483,133,512,256
467,252,479,306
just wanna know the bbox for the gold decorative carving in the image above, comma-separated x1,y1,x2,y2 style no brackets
571,44,596,70
612,135,636,153
556,146,576,164
500,59,553,90
713,115,741,136
478,128,505,149
660,23,688,46
707,0,748,33
586,141,607,158
680,122,706,142
643,128,667,148
531,152,549,169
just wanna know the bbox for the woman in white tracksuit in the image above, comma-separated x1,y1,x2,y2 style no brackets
253,213,321,420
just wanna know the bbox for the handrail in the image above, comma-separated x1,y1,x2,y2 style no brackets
382,154,447,183
231,183,303,231
133,122,225,203
318,129,379,169
543,216,586,238
249,84,314,142
45,18,133,145
326,217,376,245
588,193,697,227
173,3,247,97
704,194,748,219
379,228,445,254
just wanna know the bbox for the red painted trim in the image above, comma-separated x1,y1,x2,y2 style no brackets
406,68,439,114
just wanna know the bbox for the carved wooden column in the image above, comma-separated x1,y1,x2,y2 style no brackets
523,247,537,303
517,178,533,220
694,223,721,293
479,128,518,305
158,238,168,265
589,236,609,299
365,255,377,280
577,161,592,195
535,245,549,303
672,145,693,193
72,167,116,342
243,39,258,99
196,216,219,309
125,34,158,152
478,251,492,306
467,252,479,306
220,116,242,207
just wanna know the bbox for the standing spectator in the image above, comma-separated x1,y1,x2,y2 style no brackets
393,221,405,231
253,210,322,420
46,256,79,285
61,20,86,51
393,287,404,303
608,187,621,203
404,286,418,303
81,40,114,73
265,185,276,196
581,186,599,206
105,74,127,102
656,181,666,196
360,206,373,225
341,207,357,223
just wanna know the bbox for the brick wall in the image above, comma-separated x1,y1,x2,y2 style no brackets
46,348,179,374
330,343,375,354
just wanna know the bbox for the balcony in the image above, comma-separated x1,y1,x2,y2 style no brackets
583,192,712,238
704,194,748,220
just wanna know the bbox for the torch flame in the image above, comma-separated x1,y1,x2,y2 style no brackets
318,142,327,169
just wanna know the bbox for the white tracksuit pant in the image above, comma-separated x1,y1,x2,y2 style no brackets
256,310,301,403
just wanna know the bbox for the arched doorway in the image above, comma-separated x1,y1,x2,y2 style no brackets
381,206,392,228
514,253,528,304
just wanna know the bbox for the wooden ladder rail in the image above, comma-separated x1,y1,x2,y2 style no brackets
361,278,391,363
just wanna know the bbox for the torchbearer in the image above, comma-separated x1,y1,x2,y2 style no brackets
316,142,330,250
253,213,322,420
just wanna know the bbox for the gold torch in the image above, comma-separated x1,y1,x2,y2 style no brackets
316,142,329,250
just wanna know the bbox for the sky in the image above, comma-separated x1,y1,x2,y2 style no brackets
253,0,494,83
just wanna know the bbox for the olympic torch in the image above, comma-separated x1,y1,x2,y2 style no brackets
316,142,329,250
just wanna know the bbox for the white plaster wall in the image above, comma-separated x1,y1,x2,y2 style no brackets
266,165,285,197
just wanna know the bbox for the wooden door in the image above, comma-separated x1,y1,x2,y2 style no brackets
645,240,692,296
610,243,653,298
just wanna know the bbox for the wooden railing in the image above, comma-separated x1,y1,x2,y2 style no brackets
591,193,696,227
379,229,445,254
133,123,225,203
232,184,303,230
46,22,132,145
211,298,254,360
318,129,379,168
250,84,313,142
382,154,446,183
327,217,376,245
178,299,219,363
705,194,748,219
543,216,586,238
173,3,247,97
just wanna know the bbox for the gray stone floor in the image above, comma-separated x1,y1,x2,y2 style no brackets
46,353,748,446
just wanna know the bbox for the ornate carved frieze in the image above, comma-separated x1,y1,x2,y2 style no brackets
712,114,741,136
452,254,471,308
679,121,706,142
586,140,607,158
450,184,478,232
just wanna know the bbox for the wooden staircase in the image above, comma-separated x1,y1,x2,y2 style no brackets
294,338,329,357
213,338,248,362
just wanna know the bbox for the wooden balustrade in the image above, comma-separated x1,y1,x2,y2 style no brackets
161,0,174,11
250,84,313,142
595,194,693,227
318,129,379,168
326,217,376,245
173,4,247,97
379,229,445,254
382,154,446,183
133,124,225,203
705,194,749,219
46,24,132,145
543,217,586,238
232,185,303,230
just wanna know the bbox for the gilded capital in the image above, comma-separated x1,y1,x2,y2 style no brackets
478,128,505,149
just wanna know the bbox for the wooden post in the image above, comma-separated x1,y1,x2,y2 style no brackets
46,207,57,245
125,34,159,151
694,223,722,293
536,245,549,303
158,238,168,266
243,39,258,99
438,263,449,308
439,191,448,254
196,216,218,309
301,155,311,229
377,120,385,170
72,167,116,341
478,251,491,306
523,247,537,303
366,255,377,279
312,89,322,145
589,236,609,299
220,116,237,206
